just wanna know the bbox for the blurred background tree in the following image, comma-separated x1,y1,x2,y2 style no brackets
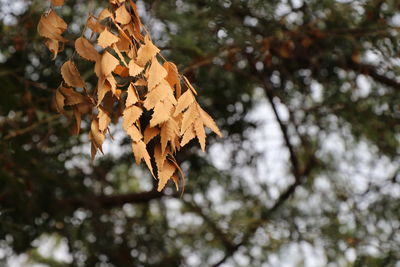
0,0,399,266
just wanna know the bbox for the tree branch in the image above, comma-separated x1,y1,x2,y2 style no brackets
346,61,400,90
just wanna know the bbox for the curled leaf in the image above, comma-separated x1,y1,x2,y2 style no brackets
75,37,100,62
61,60,85,88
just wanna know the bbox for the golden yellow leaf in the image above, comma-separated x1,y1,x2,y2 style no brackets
131,140,153,176
147,58,168,90
75,37,100,62
126,125,142,142
98,107,111,132
128,60,144,77
157,160,176,191
150,100,173,127
136,35,160,66
61,60,85,88
98,28,119,49
115,4,131,25
194,119,206,151
123,105,142,131
144,125,160,144
174,89,194,116
126,83,139,106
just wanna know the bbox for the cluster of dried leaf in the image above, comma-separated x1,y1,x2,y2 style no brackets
37,0,221,191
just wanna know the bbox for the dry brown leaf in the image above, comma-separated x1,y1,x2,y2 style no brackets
55,87,65,113
116,32,131,52
144,125,160,144
97,77,111,104
61,60,85,88
134,79,147,87
157,160,176,191
86,16,105,33
101,51,119,76
126,125,142,142
180,103,199,135
164,62,181,97
181,124,196,147
143,82,169,110
75,37,100,62
115,4,131,25
98,107,111,132
171,174,180,191
154,144,168,171
45,39,61,60
112,43,128,66
59,86,87,106
126,83,139,106
136,35,160,66
147,58,168,90
123,105,142,131
114,65,130,77
73,108,82,135
51,0,64,6
90,119,105,155
198,105,222,137
174,89,194,116
160,119,179,154
150,100,173,127
98,28,120,49
98,8,113,20
194,119,206,151
39,2,222,192
37,10,67,41
131,140,153,176
128,60,144,77
143,80,176,110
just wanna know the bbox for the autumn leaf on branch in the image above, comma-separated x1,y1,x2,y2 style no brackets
38,0,222,192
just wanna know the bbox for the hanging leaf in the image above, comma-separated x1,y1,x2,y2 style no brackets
98,28,120,48
61,61,85,88
115,4,131,25
136,35,160,66
39,0,222,192
75,37,100,62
